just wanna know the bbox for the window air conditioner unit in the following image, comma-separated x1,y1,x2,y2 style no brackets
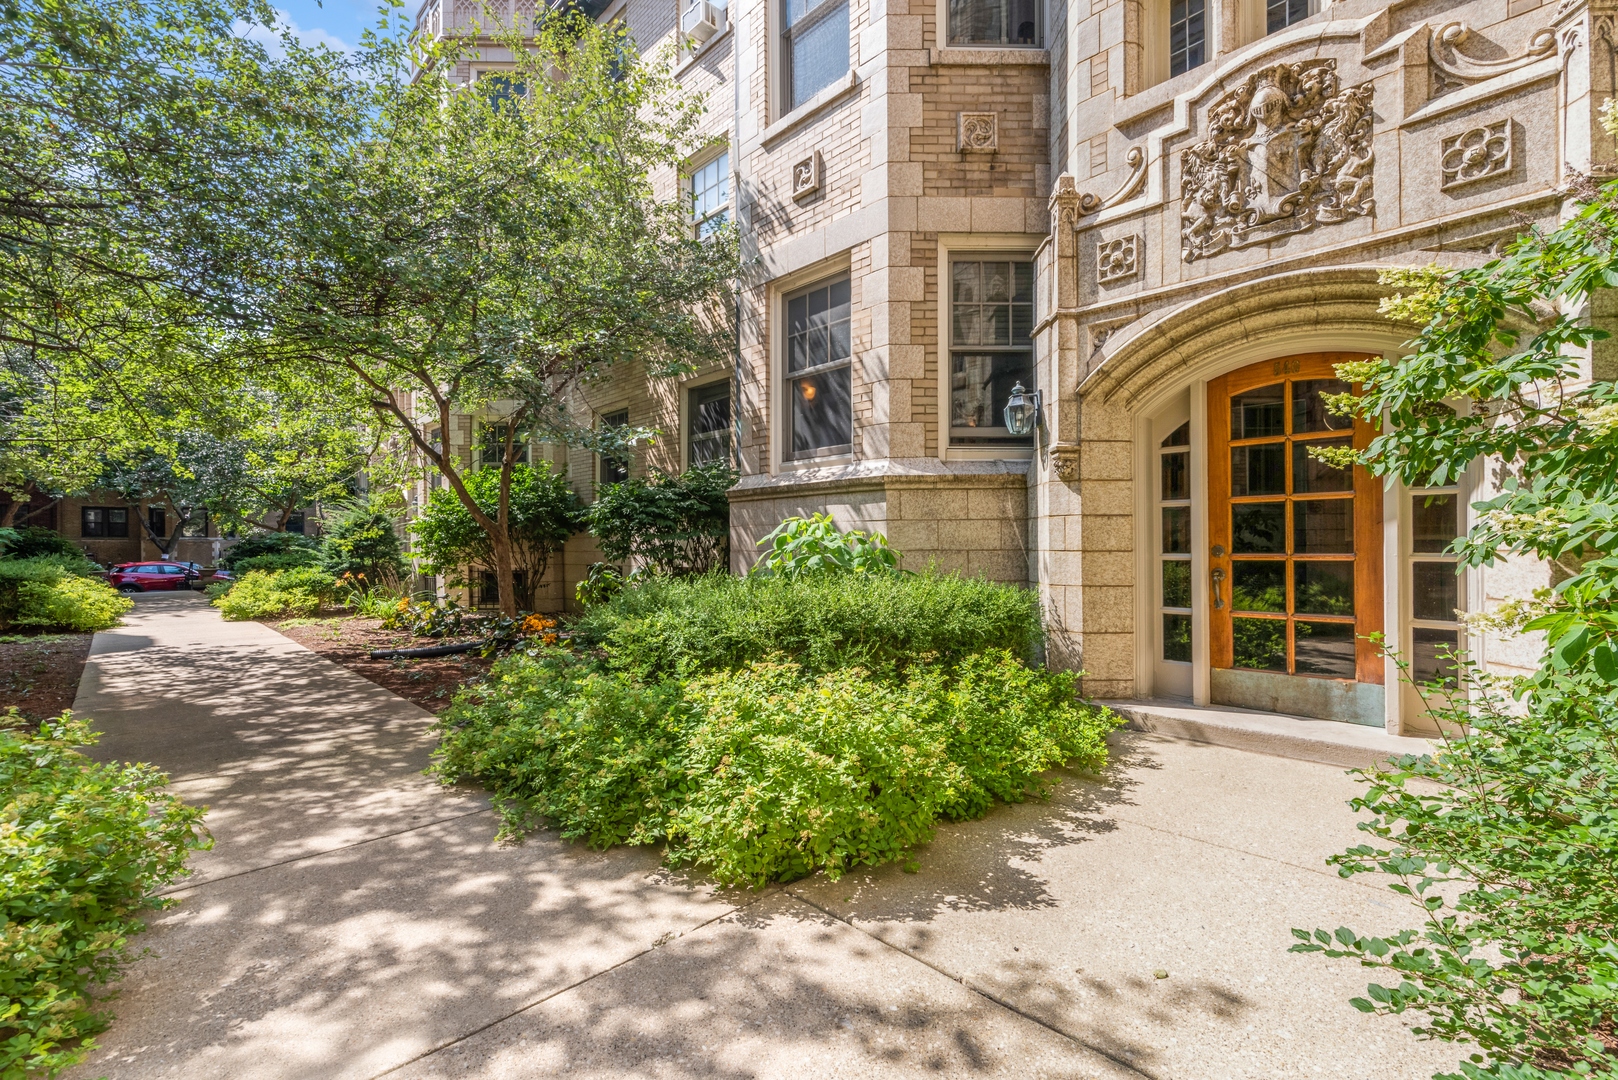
682,1,724,42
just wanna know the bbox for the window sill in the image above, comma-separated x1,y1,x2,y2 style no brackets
676,25,732,74
761,70,859,146
929,46,1048,66
944,446,1036,461
780,449,854,470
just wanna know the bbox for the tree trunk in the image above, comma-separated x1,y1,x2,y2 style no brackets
489,528,519,617
0,501,19,528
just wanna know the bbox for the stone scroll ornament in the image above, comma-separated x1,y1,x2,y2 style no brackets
1179,59,1374,263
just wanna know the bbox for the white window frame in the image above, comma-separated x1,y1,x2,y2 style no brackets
686,147,731,239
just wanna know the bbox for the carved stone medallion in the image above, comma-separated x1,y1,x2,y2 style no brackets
1440,120,1511,189
958,112,998,152
790,152,822,200
1097,235,1141,284
1179,59,1374,263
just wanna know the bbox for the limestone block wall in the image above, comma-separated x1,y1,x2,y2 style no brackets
728,462,1031,578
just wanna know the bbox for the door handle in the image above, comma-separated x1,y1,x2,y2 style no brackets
1211,568,1225,610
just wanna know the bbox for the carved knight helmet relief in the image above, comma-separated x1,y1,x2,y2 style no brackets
1180,58,1375,262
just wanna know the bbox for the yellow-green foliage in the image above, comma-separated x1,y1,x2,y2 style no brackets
0,557,129,633
13,578,131,633
213,568,337,621
1,714,209,1078
1376,264,1451,325
433,644,1120,887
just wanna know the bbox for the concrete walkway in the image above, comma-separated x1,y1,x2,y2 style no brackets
66,594,1457,1080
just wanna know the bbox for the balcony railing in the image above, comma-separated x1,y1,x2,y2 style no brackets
415,0,541,39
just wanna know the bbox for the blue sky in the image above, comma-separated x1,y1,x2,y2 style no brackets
249,0,408,53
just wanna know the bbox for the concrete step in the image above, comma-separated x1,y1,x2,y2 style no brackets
1097,698,1437,771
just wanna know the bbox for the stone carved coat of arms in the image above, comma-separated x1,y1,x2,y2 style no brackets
1180,59,1374,262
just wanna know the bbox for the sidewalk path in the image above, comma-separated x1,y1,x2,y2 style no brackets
66,594,1455,1080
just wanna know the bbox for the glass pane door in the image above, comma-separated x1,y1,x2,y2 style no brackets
1208,355,1383,686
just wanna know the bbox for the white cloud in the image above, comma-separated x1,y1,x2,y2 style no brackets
235,9,354,57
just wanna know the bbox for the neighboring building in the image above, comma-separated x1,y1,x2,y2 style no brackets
416,0,1613,735
3,491,233,566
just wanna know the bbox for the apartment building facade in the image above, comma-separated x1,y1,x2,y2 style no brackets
419,0,1614,735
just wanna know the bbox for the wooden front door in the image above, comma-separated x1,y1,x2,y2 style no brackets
1208,355,1383,687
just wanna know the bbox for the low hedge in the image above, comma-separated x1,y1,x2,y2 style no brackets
433,644,1119,886
0,558,130,633
213,567,338,621
1,714,208,1077
569,571,1044,680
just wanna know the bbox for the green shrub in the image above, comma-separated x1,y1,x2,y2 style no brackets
232,550,322,573
202,579,234,601
213,568,338,620
0,557,116,631
434,648,688,847
0,713,209,1078
411,463,581,611
750,513,900,578
923,650,1112,820
669,662,960,884
0,527,82,561
1293,658,1618,1080
13,577,132,633
319,497,408,586
349,586,406,619
218,531,319,570
583,462,735,576
433,647,1119,887
571,571,1043,681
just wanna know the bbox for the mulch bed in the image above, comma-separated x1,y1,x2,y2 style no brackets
268,616,493,714
0,633,94,723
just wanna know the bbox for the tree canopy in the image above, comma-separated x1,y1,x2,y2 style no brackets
227,15,737,612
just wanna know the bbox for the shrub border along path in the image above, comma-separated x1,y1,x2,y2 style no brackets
58,593,1452,1080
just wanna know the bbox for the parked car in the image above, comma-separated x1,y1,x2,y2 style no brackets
107,561,202,593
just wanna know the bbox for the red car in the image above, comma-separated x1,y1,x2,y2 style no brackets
107,561,202,593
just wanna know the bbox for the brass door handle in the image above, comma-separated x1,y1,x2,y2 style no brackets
1211,568,1225,610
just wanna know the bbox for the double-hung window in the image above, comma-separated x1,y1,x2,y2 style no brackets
949,259,1035,447
474,69,527,111
690,151,730,238
783,0,849,111
1266,0,1314,33
82,507,129,538
688,382,732,465
785,277,852,458
1169,0,1206,76
479,422,530,468
948,0,1040,46
599,409,631,486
